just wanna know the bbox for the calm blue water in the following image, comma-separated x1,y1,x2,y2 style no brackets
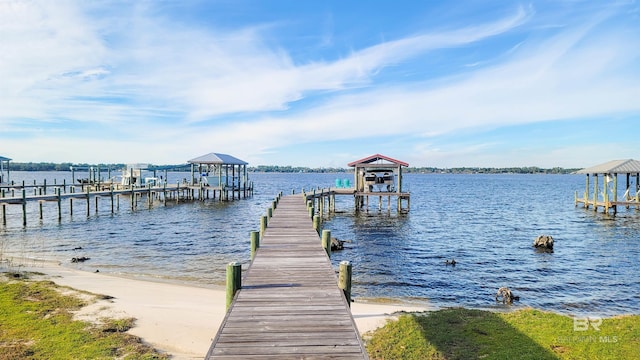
1,171,639,317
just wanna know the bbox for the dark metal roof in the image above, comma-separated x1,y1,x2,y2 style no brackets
348,153,409,167
576,159,640,174
187,153,248,165
0,156,11,161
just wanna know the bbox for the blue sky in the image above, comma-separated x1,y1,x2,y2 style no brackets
1,0,639,168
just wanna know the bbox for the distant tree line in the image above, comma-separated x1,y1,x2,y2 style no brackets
7,162,580,174
249,165,348,173
7,162,124,171
405,166,581,174
249,165,580,174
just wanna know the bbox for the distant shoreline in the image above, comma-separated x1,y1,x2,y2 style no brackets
5,162,581,175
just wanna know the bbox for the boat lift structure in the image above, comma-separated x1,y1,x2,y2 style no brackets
187,152,252,201
348,154,410,212
575,159,640,214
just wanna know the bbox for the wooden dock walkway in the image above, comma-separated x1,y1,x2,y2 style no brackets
206,194,368,359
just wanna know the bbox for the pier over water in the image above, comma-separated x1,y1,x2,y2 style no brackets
206,194,368,359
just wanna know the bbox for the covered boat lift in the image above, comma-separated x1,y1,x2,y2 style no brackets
187,152,251,200
575,159,640,214
348,153,410,212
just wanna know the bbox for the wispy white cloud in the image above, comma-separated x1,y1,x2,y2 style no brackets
191,4,639,164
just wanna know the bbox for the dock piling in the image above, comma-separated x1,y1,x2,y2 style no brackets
260,215,268,238
250,231,260,260
321,229,331,258
22,189,26,226
339,260,353,306
225,262,242,310
313,214,321,234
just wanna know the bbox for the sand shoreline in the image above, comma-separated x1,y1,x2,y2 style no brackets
2,258,430,359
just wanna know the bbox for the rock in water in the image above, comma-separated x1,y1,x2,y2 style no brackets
331,237,345,251
533,235,554,250
495,287,519,304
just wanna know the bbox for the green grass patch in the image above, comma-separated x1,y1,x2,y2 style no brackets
365,308,639,360
0,276,168,359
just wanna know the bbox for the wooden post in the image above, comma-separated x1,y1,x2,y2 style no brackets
321,229,331,258
313,215,321,234
584,174,590,208
86,186,91,216
250,231,260,260
22,189,27,226
604,174,609,213
260,215,268,238
613,173,618,214
163,181,167,206
2,189,6,225
338,261,352,306
111,186,115,213
148,183,153,208
57,188,62,221
267,207,273,219
593,174,598,212
226,262,242,310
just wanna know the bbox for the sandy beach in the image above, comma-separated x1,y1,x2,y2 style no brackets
8,259,429,359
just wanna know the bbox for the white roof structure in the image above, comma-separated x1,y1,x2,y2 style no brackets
576,159,640,174
187,153,248,166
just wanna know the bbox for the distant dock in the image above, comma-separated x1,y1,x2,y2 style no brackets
574,159,640,214
0,180,253,226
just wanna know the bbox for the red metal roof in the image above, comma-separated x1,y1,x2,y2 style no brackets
347,153,409,167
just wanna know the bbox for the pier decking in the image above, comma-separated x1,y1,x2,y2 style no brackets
206,194,368,359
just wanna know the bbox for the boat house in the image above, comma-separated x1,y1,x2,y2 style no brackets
0,156,10,184
575,159,640,214
348,153,410,212
187,152,251,200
